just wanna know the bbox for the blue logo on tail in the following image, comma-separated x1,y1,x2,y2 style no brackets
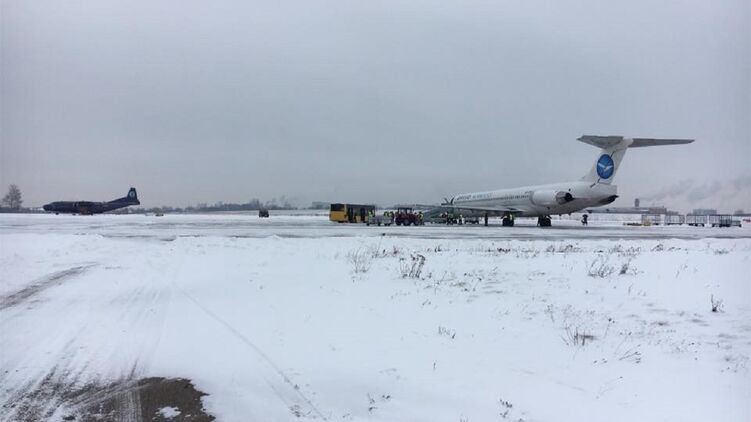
596,154,615,179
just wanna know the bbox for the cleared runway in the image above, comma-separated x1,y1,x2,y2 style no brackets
1,213,749,240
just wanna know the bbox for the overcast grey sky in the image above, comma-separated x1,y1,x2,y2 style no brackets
2,0,749,211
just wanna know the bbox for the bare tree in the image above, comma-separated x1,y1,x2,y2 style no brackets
2,184,23,210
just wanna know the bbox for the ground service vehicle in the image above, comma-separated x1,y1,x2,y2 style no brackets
395,207,423,226
429,212,465,225
330,203,376,223
366,213,393,226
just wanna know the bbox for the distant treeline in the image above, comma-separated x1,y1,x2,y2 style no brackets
0,207,43,214
115,199,286,214
195,198,295,211
119,198,325,214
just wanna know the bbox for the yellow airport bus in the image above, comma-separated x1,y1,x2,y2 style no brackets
329,203,376,223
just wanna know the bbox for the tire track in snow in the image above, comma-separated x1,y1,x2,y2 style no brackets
0,265,95,310
177,286,329,421
1,257,175,421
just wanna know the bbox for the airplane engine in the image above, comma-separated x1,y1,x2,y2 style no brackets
530,190,574,207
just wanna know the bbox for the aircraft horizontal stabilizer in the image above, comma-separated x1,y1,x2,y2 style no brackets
577,135,624,149
630,138,695,147
578,135,694,148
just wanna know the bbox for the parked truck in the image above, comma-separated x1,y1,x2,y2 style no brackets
664,214,685,225
707,215,733,228
686,214,736,227
686,214,708,226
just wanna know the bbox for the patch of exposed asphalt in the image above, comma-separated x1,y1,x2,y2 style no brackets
1,377,214,422
0,265,94,311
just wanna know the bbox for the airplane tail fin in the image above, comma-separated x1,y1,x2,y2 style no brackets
578,135,694,184
111,187,140,204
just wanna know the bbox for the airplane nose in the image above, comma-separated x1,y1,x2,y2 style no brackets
43,204,51,211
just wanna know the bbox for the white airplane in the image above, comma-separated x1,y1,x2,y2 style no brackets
434,135,694,226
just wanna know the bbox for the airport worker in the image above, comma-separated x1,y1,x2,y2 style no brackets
581,214,588,225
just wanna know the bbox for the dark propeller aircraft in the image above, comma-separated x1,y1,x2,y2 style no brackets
43,188,140,215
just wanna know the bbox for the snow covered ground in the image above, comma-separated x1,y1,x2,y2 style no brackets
1,214,749,421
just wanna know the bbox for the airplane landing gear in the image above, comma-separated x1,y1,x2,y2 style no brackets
537,216,552,227
502,215,515,227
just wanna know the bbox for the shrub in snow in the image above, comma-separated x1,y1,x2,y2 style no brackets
399,253,425,279
368,244,402,259
616,346,643,364
347,248,372,273
437,325,456,339
499,398,513,418
562,325,596,347
711,295,724,313
544,304,556,323
619,259,638,275
611,244,641,258
514,247,540,259
587,255,615,278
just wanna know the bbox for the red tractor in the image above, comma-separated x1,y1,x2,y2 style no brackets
394,207,423,226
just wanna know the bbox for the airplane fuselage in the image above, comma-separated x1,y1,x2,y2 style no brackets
452,181,618,217
43,200,133,215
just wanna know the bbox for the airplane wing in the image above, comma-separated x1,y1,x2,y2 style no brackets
416,204,523,214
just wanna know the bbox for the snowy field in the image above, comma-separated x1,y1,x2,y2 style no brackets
1,214,750,421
